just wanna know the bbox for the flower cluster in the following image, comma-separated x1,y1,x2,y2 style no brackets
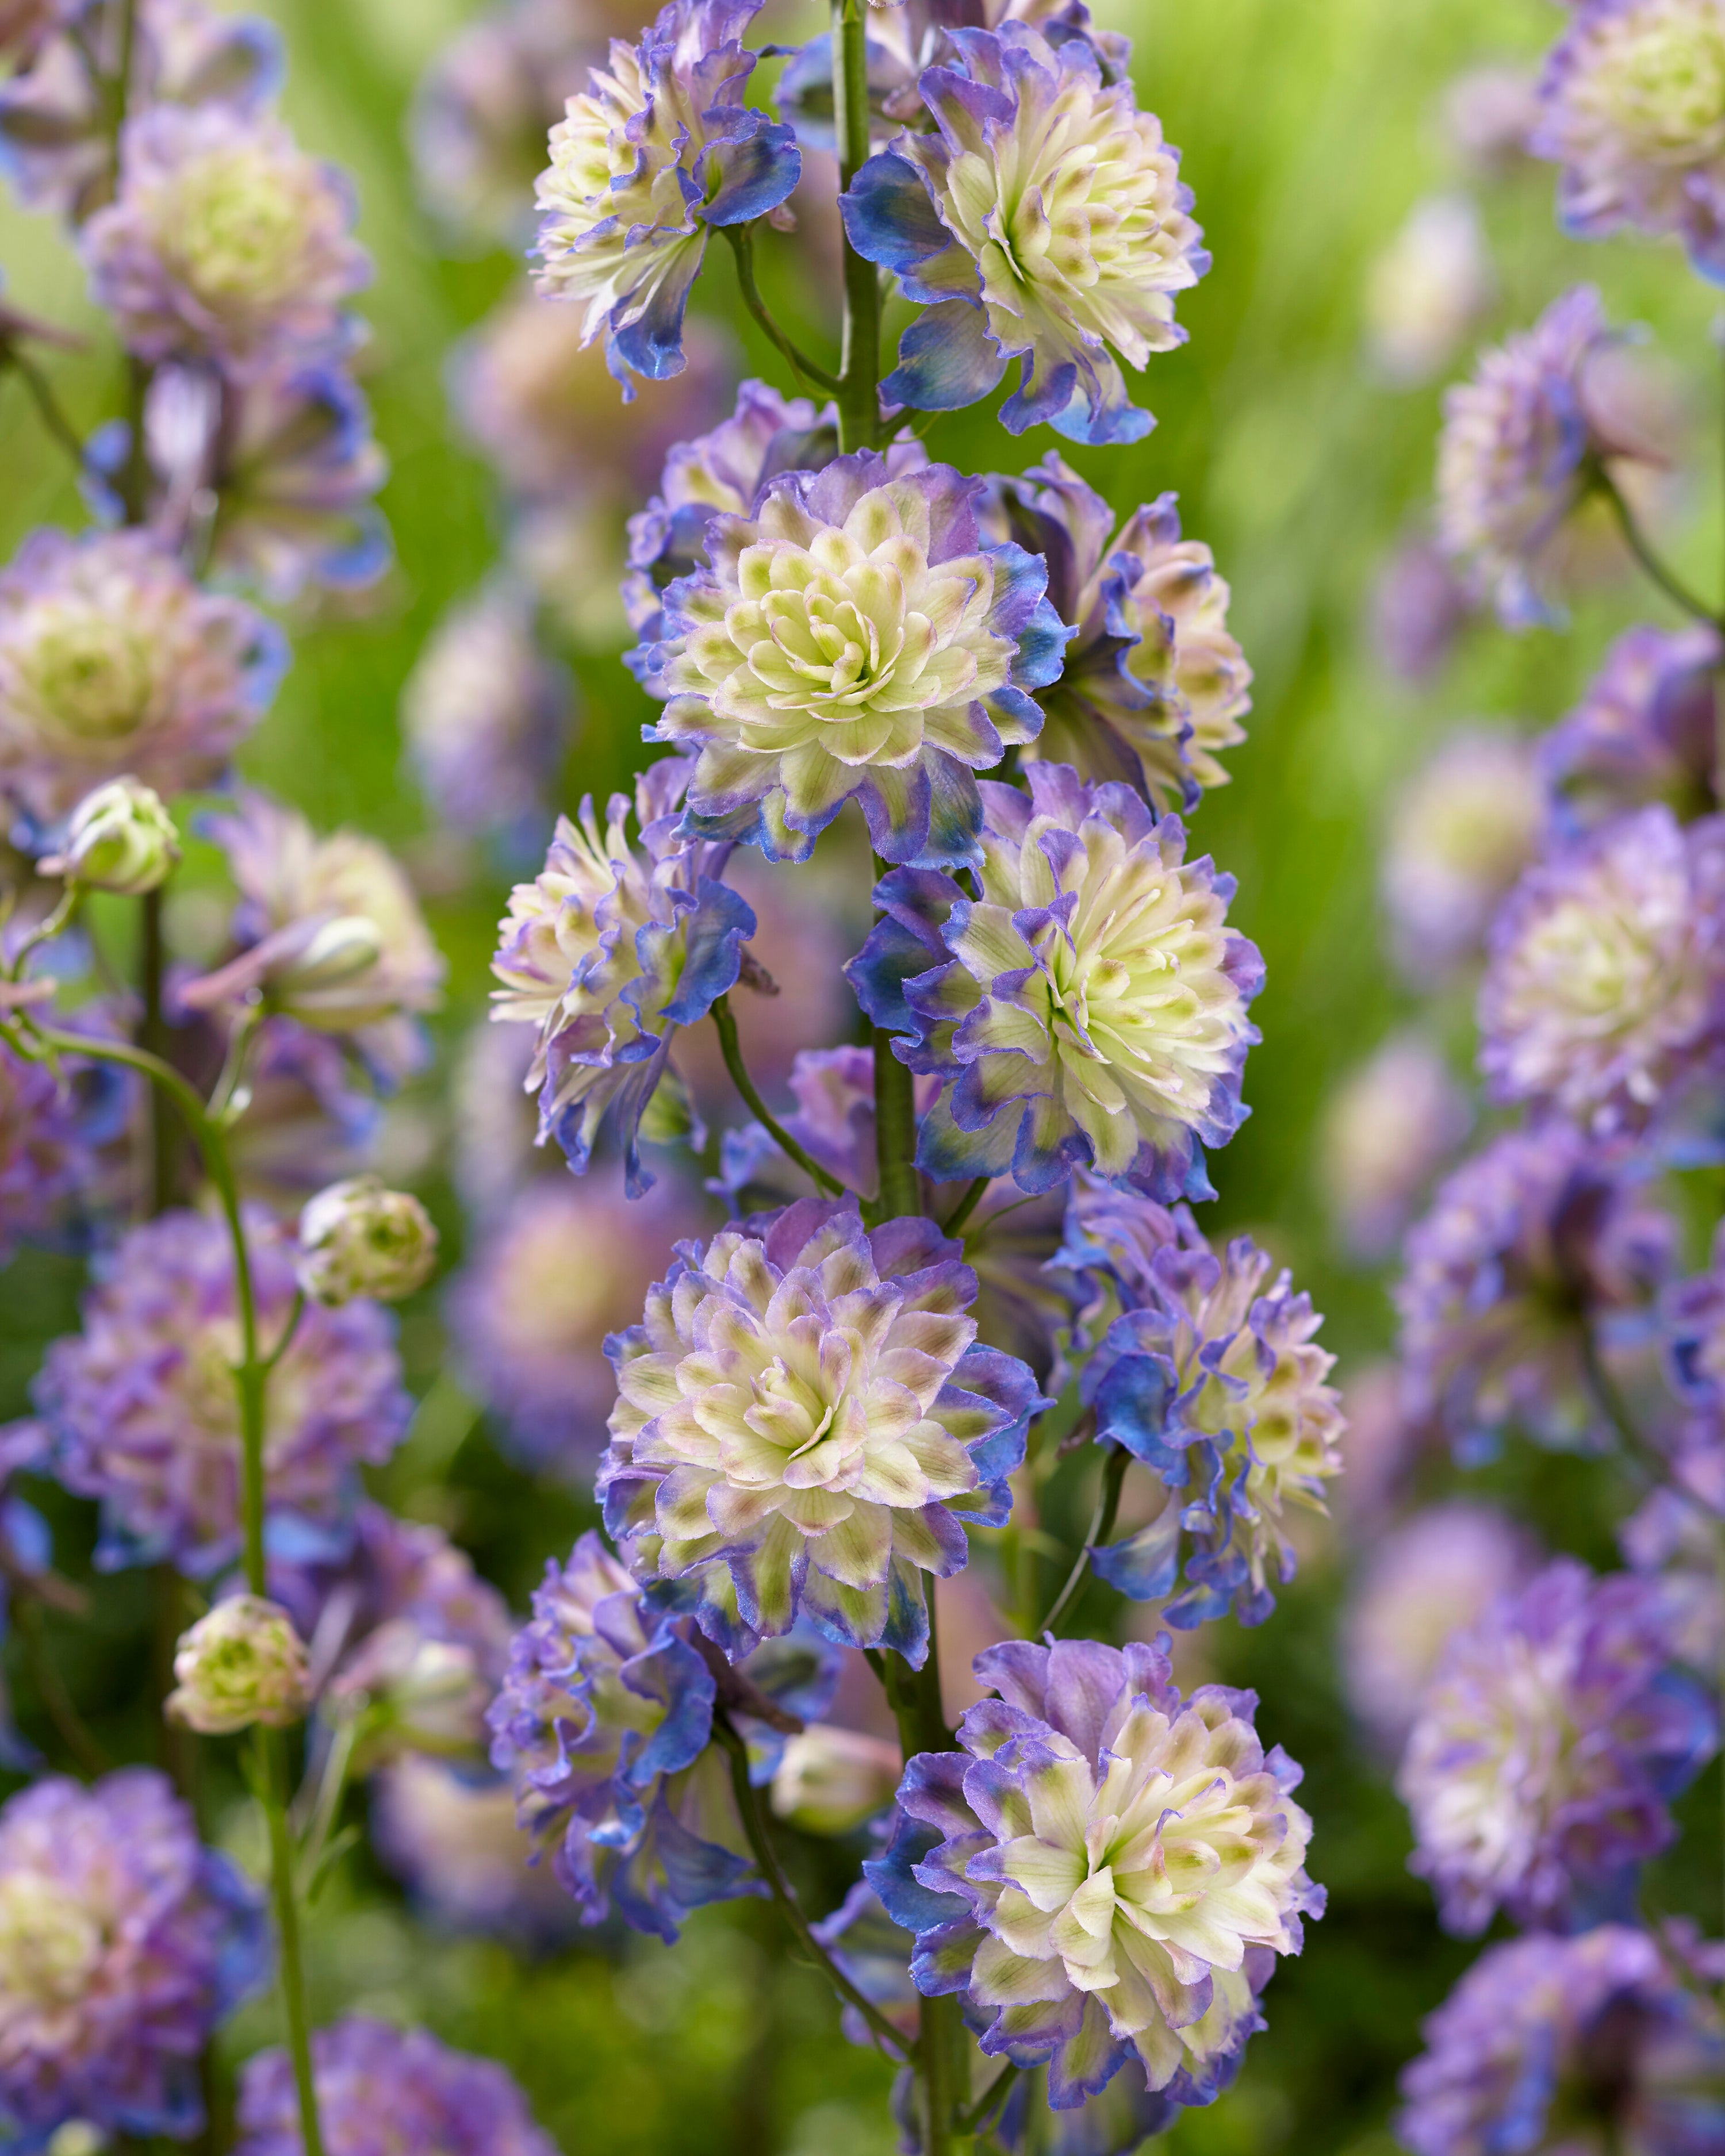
852,763,1262,1199
643,452,1065,868
0,525,283,828
236,2016,558,2156
1398,1559,1716,1934
842,23,1208,443
22,1205,412,1575
1398,1923,1725,2156
599,1199,1046,1659
1063,1186,1345,1624
0,1032,106,1263
1540,620,1722,835
0,1768,269,2147
981,455,1252,813
532,0,799,392
880,1637,1322,2112
488,757,753,1192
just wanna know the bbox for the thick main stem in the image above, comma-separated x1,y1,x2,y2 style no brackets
832,0,880,451
139,889,175,1215
259,1727,326,2156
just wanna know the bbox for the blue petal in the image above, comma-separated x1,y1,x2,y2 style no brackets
882,298,1007,415
660,876,757,1025
700,121,803,226
1090,1510,1181,1601
839,152,954,275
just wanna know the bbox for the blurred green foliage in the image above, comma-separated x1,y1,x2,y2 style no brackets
2,0,1723,2149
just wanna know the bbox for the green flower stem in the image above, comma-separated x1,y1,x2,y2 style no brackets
723,225,841,394
711,1714,918,2064
1594,467,1723,630
832,0,881,452
710,993,846,1197
1716,1524,1725,1937
957,2060,1021,2136
941,1177,990,1238
1,347,88,477
12,1597,109,1777
872,1030,920,1220
1577,1322,1665,1487
1038,1443,1130,1636
12,1018,328,2156
139,889,177,1216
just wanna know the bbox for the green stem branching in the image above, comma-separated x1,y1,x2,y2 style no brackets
1039,1444,1130,1637
711,993,846,1196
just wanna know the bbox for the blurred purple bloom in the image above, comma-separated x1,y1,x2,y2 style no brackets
82,103,369,374
401,582,572,855
1370,537,1470,682
447,1168,707,1470
1436,286,1658,628
600,1198,1047,1662
1399,1923,1725,2156
853,765,1262,1198
25,1204,410,1575
1532,0,1725,281
532,0,800,394
881,1636,1321,2110
1364,194,1494,388
0,1031,105,1262
980,456,1251,814
0,0,281,219
1321,1031,1471,1263
0,525,283,826
1442,63,1542,176
488,757,752,1193
1341,1502,1536,1754
236,2016,557,2156
842,25,1207,443
1622,1482,1725,1674
1541,620,1722,837
1478,805,1725,1134
1396,1124,1676,1456
1065,1192,1344,1625
648,451,1064,867
0,1768,268,2148
369,1756,578,1944
1382,729,1544,985
220,1015,384,1206
1398,1559,1716,1934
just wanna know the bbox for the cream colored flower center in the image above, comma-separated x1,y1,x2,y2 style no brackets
0,1873,104,2012
158,147,316,309
1588,2,1725,162
1513,888,1693,1038
12,603,158,746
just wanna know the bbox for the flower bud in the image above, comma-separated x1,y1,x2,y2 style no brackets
296,1175,439,1306
166,1594,310,1734
275,914,386,999
45,778,179,896
769,1724,903,1836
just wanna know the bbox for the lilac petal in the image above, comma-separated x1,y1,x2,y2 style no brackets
700,122,802,226
882,298,1006,413
1091,1511,1183,1601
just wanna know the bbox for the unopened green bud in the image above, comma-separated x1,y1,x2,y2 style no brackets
46,778,179,896
297,1175,439,1306
166,1594,310,1735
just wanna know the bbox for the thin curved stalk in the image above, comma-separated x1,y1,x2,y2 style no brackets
957,2060,1021,2136
941,1177,990,1239
3,350,86,476
1039,1444,1130,1637
1577,1323,1665,1486
710,995,846,1198
1596,469,1722,628
13,1597,109,1777
712,1715,918,2064
723,226,841,394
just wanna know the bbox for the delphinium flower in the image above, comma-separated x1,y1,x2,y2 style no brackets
841,24,1208,443
1370,536,1471,683
452,285,733,512
183,789,446,1089
1532,0,1725,280
166,1593,311,1733
0,0,283,220
1443,62,1543,177
980,455,1252,812
488,1532,758,1936
488,757,753,1189
880,1637,1322,2111
401,582,572,855
1477,804,1725,1134
1320,1031,1471,1262
104,358,392,604
411,0,620,246
296,1177,438,1309
1381,728,1544,982
82,103,370,374
1396,1123,1675,1456
235,2016,559,2156
851,764,1263,1198
447,1169,706,1468
22,1204,411,1574
1397,1558,1716,1934
1436,285,1667,627
1364,194,1495,388
263,1502,511,1770
0,1032,102,1263
599,1197,1048,1659
1621,1483,1725,1674
448,1019,539,1220
644,452,1065,866
1064,1191,1346,1624
532,0,800,393
0,525,284,827
1542,621,1723,835
1398,1923,1725,2156
372,1758,579,1946
1340,1503,1536,1754
0,1768,269,2147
